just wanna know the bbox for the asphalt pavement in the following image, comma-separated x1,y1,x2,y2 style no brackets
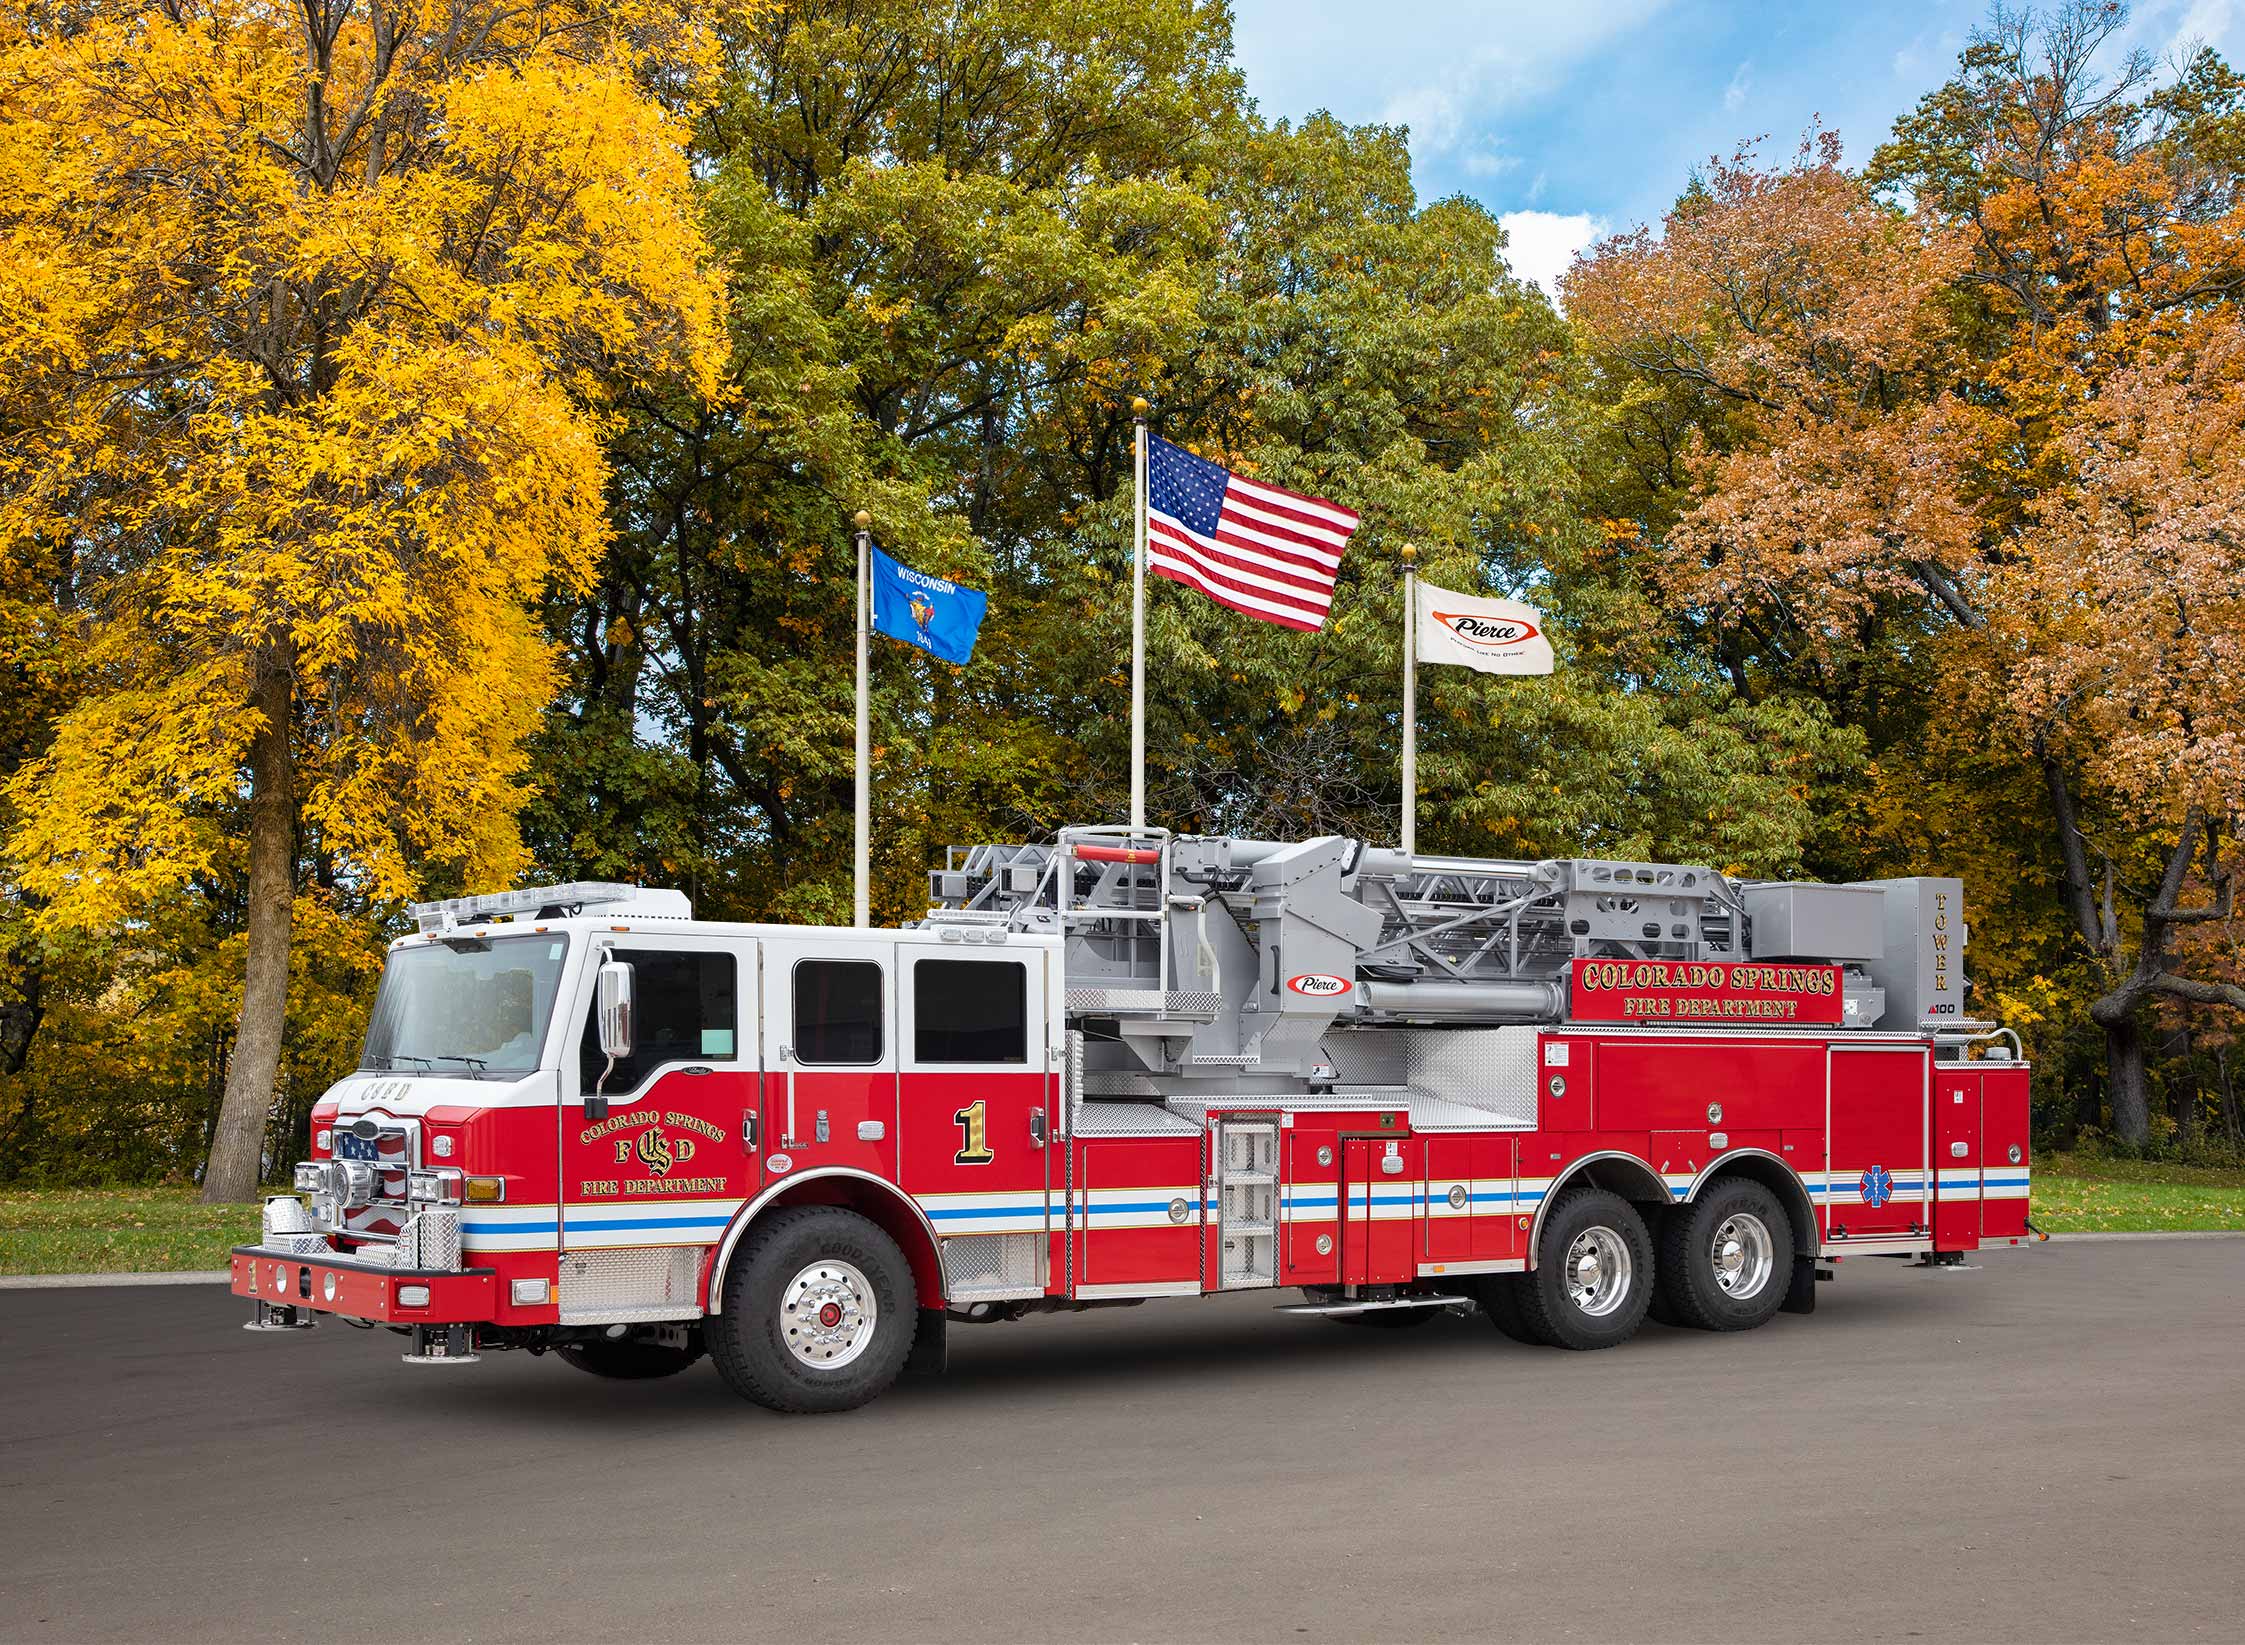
3,1238,2242,1643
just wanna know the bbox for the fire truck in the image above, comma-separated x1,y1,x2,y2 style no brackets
233,827,2033,1412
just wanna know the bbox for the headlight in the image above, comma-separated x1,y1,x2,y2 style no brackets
313,1128,331,1153
322,1273,338,1302
408,1168,465,1205
332,1160,376,1206
293,1162,328,1194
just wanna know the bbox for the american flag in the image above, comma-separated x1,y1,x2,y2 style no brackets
1145,433,1359,631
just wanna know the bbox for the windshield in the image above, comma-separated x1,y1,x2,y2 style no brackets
359,935,571,1080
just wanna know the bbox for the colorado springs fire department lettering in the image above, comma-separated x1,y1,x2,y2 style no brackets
577,1110,727,1149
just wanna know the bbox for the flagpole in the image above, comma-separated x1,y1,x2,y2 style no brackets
1130,397,1149,834
1401,542,1417,858
853,510,872,928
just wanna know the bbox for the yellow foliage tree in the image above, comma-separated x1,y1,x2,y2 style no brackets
0,1,729,1199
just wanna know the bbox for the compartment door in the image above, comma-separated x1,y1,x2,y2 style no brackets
1980,1067,2032,1240
1340,1135,1420,1285
1826,1045,1930,1246
1934,1067,1982,1249
1282,1130,1341,1285
1422,1136,1476,1267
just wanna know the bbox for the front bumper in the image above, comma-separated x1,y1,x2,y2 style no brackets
230,1245,496,1324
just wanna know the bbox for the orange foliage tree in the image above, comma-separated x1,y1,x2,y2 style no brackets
1569,3,2245,1140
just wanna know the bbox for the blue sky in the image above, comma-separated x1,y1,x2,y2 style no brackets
1227,0,2243,295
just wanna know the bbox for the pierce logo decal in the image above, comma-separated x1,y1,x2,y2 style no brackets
1432,611,1542,650
1285,973,1353,997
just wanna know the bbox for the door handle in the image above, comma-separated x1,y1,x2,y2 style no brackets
742,1111,758,1151
1028,1107,1048,1148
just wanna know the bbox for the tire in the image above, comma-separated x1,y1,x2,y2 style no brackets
555,1331,705,1380
707,1206,918,1413
1643,1208,1684,1327
1658,1177,1793,1332
1475,1274,1545,1345
1515,1188,1654,1351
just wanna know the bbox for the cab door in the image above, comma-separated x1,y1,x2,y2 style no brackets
560,935,759,1255
759,939,898,1186
895,938,1052,1272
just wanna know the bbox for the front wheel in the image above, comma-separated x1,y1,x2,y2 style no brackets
1657,1178,1792,1332
1515,1189,1654,1350
707,1206,918,1413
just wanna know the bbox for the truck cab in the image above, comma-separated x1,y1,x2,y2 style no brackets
240,882,1061,1407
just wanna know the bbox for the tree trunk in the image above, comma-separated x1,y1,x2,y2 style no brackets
2103,1011,2149,1147
201,656,296,1203
2217,1047,2241,1150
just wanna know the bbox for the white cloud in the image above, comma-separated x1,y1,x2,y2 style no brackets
2168,0,2237,52
1498,210,1607,300
1723,60,1752,112
1230,1,1673,167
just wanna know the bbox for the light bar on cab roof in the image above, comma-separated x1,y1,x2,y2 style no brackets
409,881,693,935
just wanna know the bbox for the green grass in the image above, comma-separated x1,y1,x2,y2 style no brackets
2031,1153,2245,1233
1,1156,2240,1274
0,1187,260,1275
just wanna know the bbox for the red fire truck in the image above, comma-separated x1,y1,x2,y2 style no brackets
233,828,2033,1412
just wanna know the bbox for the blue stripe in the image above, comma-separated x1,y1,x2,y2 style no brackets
923,1203,1047,1221
463,1220,557,1235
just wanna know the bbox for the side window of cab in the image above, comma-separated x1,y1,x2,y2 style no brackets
579,948,738,1097
911,958,1027,1064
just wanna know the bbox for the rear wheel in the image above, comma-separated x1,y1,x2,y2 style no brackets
707,1207,917,1413
1515,1189,1654,1351
555,1330,705,1380
1658,1178,1792,1332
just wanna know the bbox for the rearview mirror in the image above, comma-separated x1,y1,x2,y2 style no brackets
596,958,634,1061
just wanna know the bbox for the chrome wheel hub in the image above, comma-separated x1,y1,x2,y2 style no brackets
1564,1226,1631,1317
1710,1211,1776,1300
780,1259,877,1368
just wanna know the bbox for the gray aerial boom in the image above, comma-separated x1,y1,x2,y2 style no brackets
925,827,1964,1090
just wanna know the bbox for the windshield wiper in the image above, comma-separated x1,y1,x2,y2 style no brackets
429,1054,489,1072
371,1054,437,1072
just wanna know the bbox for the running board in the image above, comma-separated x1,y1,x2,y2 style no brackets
1276,1294,1473,1317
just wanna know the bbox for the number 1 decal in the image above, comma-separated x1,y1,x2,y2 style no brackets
953,1100,994,1166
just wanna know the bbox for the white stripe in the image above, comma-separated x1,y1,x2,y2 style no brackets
1149,521,1335,609
1226,472,1359,530
1210,508,1348,571
1220,491,1355,553
1149,546,1328,627
1153,508,1342,588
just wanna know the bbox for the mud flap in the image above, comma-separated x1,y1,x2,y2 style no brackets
906,1306,947,1377
1780,1253,1818,1315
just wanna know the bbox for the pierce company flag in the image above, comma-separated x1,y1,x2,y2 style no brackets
869,544,987,666
1414,579,1554,675
1145,433,1359,631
